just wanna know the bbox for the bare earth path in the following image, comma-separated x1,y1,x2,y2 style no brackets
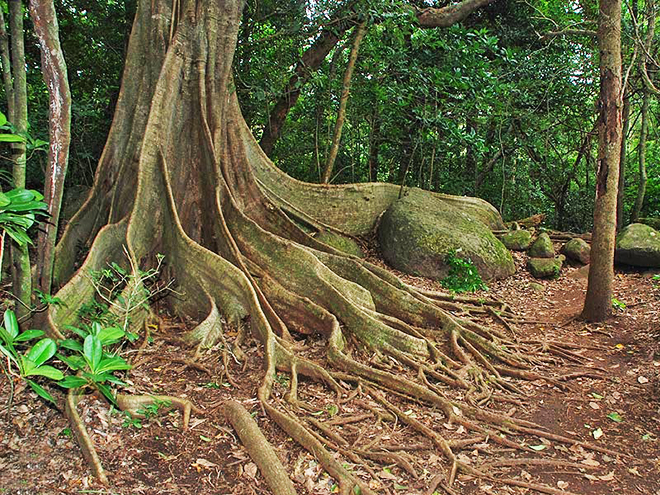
1,250,659,495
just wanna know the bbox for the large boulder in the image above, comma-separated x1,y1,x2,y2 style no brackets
528,232,554,258
561,238,590,264
500,230,533,251
377,192,514,281
639,217,660,231
527,255,564,279
615,223,660,267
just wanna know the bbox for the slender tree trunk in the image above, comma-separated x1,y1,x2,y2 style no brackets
367,111,380,182
631,90,649,222
0,11,13,116
322,21,367,184
616,94,629,231
259,11,357,157
582,0,622,322
30,0,72,294
9,0,31,316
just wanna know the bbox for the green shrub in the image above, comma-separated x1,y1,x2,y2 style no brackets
440,249,487,293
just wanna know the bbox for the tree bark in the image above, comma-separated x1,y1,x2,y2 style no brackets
616,93,629,231
0,10,13,118
582,0,622,322
9,0,30,316
258,11,357,157
322,21,367,184
416,0,496,28
29,0,72,295
631,88,649,222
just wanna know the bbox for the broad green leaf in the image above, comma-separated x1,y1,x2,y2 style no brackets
27,338,57,366
607,412,623,423
96,355,131,374
0,133,26,143
2,201,48,212
58,376,88,388
97,327,125,345
96,383,116,404
0,343,18,362
4,189,32,202
3,310,18,339
104,375,127,386
84,334,102,372
25,365,64,380
27,380,56,404
2,226,31,246
0,326,15,345
57,352,85,370
64,325,89,339
591,393,604,399
14,329,45,342
0,111,7,127
58,339,83,352
0,192,9,208
91,321,102,336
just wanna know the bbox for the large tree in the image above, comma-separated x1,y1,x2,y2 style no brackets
49,1,609,492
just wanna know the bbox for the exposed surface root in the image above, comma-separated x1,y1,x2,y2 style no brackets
224,400,297,495
115,393,203,429
65,391,108,484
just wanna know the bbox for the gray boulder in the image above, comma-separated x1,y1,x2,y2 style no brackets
615,223,660,267
500,230,533,251
528,232,554,258
561,238,591,264
378,193,514,281
527,255,564,279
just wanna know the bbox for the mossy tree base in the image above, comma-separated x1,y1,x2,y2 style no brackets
48,2,621,493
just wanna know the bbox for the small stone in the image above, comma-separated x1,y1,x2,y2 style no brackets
527,256,563,279
528,232,554,258
501,230,532,251
529,282,545,292
562,237,591,264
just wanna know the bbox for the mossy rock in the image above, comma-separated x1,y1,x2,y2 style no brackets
639,218,660,231
315,230,364,258
527,256,564,279
377,192,514,281
528,232,554,258
615,223,660,267
561,238,590,265
500,230,532,251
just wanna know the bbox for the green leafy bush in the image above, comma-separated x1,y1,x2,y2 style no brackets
440,249,487,293
0,309,63,403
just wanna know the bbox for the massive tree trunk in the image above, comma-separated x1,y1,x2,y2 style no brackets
50,1,603,492
582,0,622,322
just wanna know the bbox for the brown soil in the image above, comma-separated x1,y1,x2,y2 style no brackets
1,251,659,495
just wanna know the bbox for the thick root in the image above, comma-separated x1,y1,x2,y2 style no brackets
115,393,203,429
225,400,298,495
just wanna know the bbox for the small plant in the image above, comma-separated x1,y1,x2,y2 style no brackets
121,397,171,428
83,249,172,341
0,310,63,403
611,298,626,311
441,249,487,293
57,322,132,404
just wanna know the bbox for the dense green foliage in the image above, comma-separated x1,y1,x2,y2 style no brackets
440,249,487,293
1,0,658,233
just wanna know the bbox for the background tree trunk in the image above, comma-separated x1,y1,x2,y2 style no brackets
582,0,622,322
259,9,357,157
322,21,367,184
30,0,72,294
616,93,629,231
9,0,31,316
631,89,649,222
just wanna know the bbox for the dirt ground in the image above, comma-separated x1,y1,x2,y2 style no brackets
0,250,659,495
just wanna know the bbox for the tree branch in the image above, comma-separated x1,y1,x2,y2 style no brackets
416,0,496,28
